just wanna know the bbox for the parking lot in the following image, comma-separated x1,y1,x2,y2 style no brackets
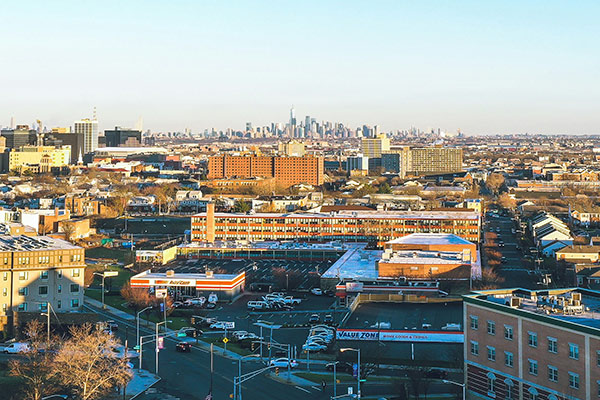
158,258,332,291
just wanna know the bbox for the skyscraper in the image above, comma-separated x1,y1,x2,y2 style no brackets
289,106,296,128
74,118,98,154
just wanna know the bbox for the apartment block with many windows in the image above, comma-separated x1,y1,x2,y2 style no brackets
192,203,481,245
464,288,600,400
0,235,86,333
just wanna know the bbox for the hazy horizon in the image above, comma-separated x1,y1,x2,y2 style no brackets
1,1,599,135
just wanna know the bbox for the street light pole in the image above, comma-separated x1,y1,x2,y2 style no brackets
155,320,170,375
341,348,361,399
443,379,466,400
136,306,152,360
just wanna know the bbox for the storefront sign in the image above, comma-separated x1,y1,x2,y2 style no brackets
336,329,464,343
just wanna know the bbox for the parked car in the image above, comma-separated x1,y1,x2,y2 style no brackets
309,314,320,324
3,342,30,354
302,342,327,352
269,358,298,368
106,321,119,331
205,302,217,310
175,342,192,353
208,293,218,303
306,337,330,346
185,297,206,307
323,314,334,324
310,288,323,296
425,369,448,379
283,296,301,305
247,301,270,311
441,323,461,331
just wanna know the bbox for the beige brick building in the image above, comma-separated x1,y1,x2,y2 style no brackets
0,236,85,333
464,288,600,400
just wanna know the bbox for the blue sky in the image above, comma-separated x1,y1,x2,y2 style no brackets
1,1,599,134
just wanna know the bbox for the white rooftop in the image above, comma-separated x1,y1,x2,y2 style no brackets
321,247,380,280
0,235,80,252
386,233,473,246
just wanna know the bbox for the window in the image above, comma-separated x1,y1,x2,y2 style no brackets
72,269,80,277
504,325,513,340
38,302,48,312
548,337,558,353
487,373,496,395
528,332,538,347
548,365,558,382
487,320,496,335
598,351,600,367
57,284,62,294
487,346,496,361
71,299,79,308
2,272,7,281
18,303,27,311
528,388,538,400
57,300,61,309
470,315,479,330
57,270,63,278
40,271,48,280
597,381,600,398
38,286,48,295
505,379,514,400
2,303,6,312
18,271,28,281
504,351,513,367
18,287,28,296
569,343,579,360
470,341,479,355
528,359,538,375
2,288,6,297
569,372,579,389
70,284,79,293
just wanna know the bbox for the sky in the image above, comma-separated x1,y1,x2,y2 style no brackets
1,1,599,135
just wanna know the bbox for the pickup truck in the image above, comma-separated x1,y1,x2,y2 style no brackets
282,296,301,305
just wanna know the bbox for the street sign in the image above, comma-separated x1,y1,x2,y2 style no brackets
222,337,229,344
133,345,140,350
160,302,165,312
157,337,164,349
352,363,358,378
177,331,187,337
156,288,167,299
103,271,119,277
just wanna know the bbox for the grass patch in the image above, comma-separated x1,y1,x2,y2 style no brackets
295,372,358,383
86,247,132,264
86,263,134,290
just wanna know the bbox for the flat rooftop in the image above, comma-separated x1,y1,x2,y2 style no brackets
380,250,468,265
321,247,380,280
386,233,474,246
466,288,600,331
133,270,242,280
194,210,480,220
0,235,79,252
180,240,364,251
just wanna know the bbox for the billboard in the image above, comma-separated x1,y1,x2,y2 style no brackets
345,282,364,293
336,329,464,343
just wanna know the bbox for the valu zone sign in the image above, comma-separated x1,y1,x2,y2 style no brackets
336,329,464,343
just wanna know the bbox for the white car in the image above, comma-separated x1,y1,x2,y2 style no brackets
269,358,298,369
185,297,206,306
232,331,249,340
306,336,330,346
302,342,327,352
3,342,30,354
283,296,301,305
310,327,335,336
310,288,323,296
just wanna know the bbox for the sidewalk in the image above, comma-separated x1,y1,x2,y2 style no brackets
126,369,160,399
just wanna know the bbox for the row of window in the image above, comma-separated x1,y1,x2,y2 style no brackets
485,375,595,400
5,269,82,281
470,316,580,359
15,284,80,297
15,299,80,311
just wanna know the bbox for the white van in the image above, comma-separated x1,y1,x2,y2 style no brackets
247,301,270,311
208,293,218,304
3,342,30,354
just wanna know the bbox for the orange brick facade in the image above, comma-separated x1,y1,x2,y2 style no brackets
207,155,324,186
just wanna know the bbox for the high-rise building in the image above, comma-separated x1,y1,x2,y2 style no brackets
1,126,37,149
360,133,390,158
8,145,71,174
408,147,463,176
207,154,324,186
44,131,85,164
278,140,306,157
74,118,98,154
104,127,142,147
290,106,296,128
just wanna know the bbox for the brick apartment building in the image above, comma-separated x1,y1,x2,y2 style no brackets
192,203,481,245
207,154,324,186
464,288,600,400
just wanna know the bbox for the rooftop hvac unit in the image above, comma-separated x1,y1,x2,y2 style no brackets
509,297,521,308
572,292,582,302
206,270,214,278
166,270,175,277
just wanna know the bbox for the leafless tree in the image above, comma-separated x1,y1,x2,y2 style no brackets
9,320,59,400
53,323,132,400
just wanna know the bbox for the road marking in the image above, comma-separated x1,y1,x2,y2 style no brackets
295,386,311,393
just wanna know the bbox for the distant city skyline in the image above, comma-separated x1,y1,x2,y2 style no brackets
1,1,599,134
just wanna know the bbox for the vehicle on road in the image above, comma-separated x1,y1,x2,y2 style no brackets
310,288,323,295
269,358,298,368
326,362,354,374
3,342,30,354
323,314,334,324
425,369,448,379
175,342,192,352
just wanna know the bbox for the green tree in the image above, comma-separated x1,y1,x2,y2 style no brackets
378,182,392,194
233,200,252,213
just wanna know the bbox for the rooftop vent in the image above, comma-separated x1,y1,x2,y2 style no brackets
166,270,175,277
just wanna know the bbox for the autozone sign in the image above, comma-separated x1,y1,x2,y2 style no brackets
336,329,464,343
155,279,195,286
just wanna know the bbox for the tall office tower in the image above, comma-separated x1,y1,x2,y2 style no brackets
304,116,311,132
362,124,371,138
245,122,252,132
373,125,380,136
104,127,142,147
407,147,463,176
74,118,98,154
290,106,296,128
360,133,390,158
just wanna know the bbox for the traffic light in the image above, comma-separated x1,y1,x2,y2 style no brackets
192,330,197,338
275,367,279,376
191,317,196,325
267,343,271,350
251,342,256,351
